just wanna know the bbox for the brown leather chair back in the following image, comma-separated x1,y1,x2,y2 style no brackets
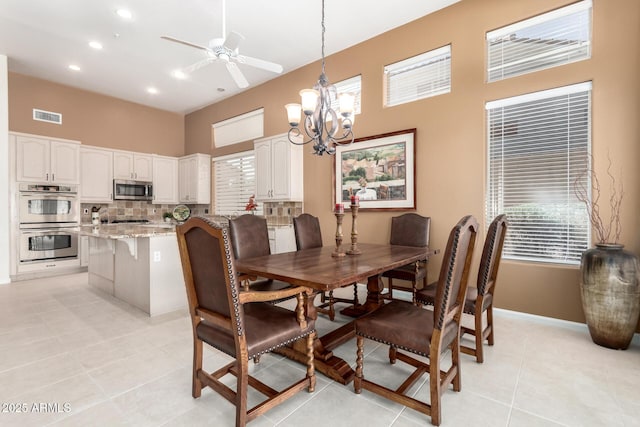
293,213,323,250
433,215,478,330
176,217,241,328
229,214,271,260
477,214,508,296
390,213,431,248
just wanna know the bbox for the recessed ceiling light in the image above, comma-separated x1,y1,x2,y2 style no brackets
172,70,187,80
147,87,158,94
217,88,225,92
89,41,103,50
116,9,132,20
68,64,81,71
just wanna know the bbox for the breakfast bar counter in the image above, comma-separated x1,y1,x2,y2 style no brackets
78,224,187,316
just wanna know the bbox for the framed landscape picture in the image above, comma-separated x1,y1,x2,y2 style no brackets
333,129,416,211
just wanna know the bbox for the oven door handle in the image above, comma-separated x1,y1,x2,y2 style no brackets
21,230,75,235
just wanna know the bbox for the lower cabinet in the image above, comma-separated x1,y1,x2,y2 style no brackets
268,226,296,254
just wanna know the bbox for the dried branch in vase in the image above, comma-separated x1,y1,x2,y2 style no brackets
574,155,623,244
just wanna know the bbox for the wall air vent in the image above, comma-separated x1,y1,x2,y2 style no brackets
33,109,62,125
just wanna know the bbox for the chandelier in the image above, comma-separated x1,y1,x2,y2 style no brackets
285,0,355,156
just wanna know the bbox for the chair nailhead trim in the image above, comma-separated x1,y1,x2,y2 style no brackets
356,331,428,358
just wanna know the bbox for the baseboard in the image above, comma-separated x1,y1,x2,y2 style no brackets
494,307,640,345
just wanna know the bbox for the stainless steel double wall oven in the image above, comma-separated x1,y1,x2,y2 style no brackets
18,183,80,264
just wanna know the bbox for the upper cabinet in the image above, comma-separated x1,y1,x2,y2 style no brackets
254,133,303,201
113,151,153,181
152,155,179,204
80,146,113,203
178,153,211,204
16,135,80,184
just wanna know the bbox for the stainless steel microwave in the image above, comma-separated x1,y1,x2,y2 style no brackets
113,180,153,201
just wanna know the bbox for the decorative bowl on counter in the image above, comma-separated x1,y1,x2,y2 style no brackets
172,205,191,222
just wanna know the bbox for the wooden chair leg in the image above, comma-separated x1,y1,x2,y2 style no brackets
306,332,316,392
354,336,364,393
475,310,484,363
388,345,397,364
451,337,462,392
429,344,442,426
487,305,495,346
353,284,359,306
192,337,203,398
236,359,249,427
328,291,335,320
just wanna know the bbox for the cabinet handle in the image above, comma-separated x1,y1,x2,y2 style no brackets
46,173,49,181
52,173,55,182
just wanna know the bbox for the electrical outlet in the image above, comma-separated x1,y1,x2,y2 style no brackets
83,208,89,214
153,251,161,262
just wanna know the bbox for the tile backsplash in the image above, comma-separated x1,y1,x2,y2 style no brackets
79,200,302,225
80,201,209,224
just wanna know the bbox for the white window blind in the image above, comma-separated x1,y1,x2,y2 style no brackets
332,75,362,116
213,151,262,216
384,45,451,107
487,0,592,82
486,82,592,264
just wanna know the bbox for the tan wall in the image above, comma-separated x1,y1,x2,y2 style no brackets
186,0,639,327
8,73,185,156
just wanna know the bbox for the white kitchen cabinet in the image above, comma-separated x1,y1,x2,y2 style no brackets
179,153,211,204
16,135,80,184
268,226,296,254
80,146,113,203
152,155,179,204
254,133,303,201
113,151,153,181
80,235,89,267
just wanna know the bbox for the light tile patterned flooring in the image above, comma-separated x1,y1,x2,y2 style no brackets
0,272,639,426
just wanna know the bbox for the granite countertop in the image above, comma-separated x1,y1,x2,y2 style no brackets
77,223,176,239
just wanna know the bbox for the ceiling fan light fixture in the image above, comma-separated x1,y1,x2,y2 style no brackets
116,9,133,20
173,70,187,80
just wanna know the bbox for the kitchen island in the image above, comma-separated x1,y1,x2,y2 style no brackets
78,223,187,316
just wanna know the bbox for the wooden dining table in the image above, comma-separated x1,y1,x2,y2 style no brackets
235,243,435,384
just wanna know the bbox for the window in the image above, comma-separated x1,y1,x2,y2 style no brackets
487,0,592,82
212,109,264,148
213,151,262,216
486,82,591,264
384,45,451,107
332,75,362,116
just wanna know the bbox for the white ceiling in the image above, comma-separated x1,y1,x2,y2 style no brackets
0,0,459,114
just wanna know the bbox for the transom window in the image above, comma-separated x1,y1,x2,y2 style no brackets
487,0,592,82
384,45,451,107
486,82,592,264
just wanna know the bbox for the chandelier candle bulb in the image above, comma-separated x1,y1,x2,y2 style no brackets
285,104,301,126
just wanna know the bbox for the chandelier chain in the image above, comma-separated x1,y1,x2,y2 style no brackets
321,0,326,76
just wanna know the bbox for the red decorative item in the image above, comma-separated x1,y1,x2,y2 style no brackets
245,195,258,212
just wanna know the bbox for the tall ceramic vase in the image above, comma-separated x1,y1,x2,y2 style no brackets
580,243,640,349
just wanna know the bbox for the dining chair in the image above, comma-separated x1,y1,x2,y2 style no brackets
381,213,431,304
229,214,294,297
293,213,358,320
176,217,316,427
415,214,507,363
354,215,478,426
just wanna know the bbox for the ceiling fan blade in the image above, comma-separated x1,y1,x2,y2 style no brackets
161,36,209,51
183,57,216,73
236,55,283,74
224,31,244,52
225,61,249,88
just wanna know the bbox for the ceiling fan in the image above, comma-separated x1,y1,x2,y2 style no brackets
161,0,283,88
